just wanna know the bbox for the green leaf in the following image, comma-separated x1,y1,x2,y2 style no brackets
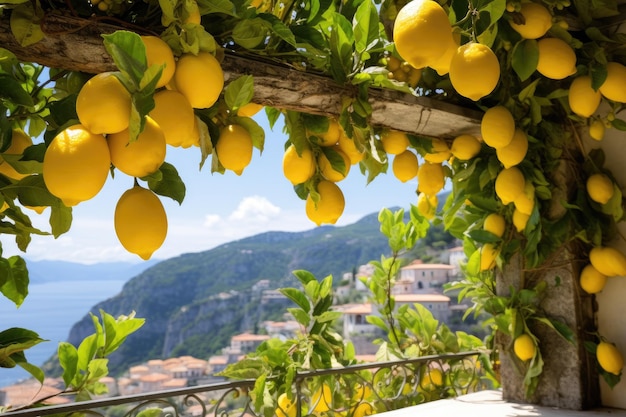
467,229,502,244
328,13,354,83
353,0,379,55
0,327,45,370
511,39,539,82
0,74,34,107
136,408,165,417
9,2,44,47
232,18,268,49
146,162,186,204
258,14,297,47
15,359,44,383
225,75,255,112
0,255,29,306
58,341,79,386
280,288,311,312
102,31,148,87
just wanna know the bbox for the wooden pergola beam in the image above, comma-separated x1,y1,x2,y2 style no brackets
0,13,482,139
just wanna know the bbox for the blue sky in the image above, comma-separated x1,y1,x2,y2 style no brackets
1,113,424,264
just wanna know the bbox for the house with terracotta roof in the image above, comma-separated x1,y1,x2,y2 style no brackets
396,260,455,293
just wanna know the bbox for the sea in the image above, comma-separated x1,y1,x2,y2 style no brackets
0,279,127,388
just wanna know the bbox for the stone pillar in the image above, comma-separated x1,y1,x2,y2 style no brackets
496,247,600,409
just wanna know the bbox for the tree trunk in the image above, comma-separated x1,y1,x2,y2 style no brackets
0,13,482,139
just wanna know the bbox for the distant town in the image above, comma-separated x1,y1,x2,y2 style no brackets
0,246,468,408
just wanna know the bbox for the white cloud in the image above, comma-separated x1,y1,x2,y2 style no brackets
229,195,281,222
203,214,221,227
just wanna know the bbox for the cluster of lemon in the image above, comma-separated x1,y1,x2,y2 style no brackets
39,35,230,260
382,55,422,89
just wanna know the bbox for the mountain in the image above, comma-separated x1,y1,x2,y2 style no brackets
54,211,401,375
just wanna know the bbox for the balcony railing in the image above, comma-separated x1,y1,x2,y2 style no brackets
1,351,490,417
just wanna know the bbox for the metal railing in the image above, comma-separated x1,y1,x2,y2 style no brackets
1,351,490,417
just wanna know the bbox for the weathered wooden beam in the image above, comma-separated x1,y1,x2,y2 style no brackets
0,13,482,139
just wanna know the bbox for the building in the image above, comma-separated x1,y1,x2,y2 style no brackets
396,261,455,292
227,332,271,354
393,293,451,322
446,246,466,277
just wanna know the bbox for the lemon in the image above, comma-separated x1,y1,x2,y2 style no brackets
393,0,453,69
597,341,624,375
512,208,529,232
496,128,528,168
337,133,364,164
586,173,614,204
108,116,167,178
305,180,345,226
450,134,481,160
417,162,445,196
380,129,409,155
430,33,460,76
318,147,350,182
423,138,452,163
568,76,602,118
509,2,553,39
352,403,374,417
311,383,332,413
0,129,33,180
174,52,224,109
598,62,626,103
479,243,500,271
312,119,342,147
495,167,526,205
579,264,607,294
589,119,606,141
513,334,536,361
590,247,626,277
276,393,296,417
514,182,535,215
216,124,254,175
392,149,419,182
182,116,201,149
237,103,264,117
149,90,196,148
114,185,167,260
481,106,515,149
536,38,577,80
420,368,443,390
449,42,500,101
353,383,373,401
484,213,506,238
76,72,131,134
141,35,176,88
42,124,110,207
417,192,437,220
282,144,316,185
184,0,201,24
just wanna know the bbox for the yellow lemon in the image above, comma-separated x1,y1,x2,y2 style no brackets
509,2,553,39
337,133,364,164
76,72,132,134
513,334,536,361
589,119,606,141
393,0,453,69
513,182,535,215
311,119,342,147
430,33,461,76
149,89,196,148
114,185,167,260
479,243,500,271
420,368,443,390
174,52,224,109
282,144,316,185
449,42,500,101
586,173,614,204
536,37,577,80
481,106,515,149
579,264,607,294
141,35,176,88
380,129,409,155
423,138,452,163
392,149,419,182
599,62,626,103
417,193,437,220
352,403,375,417
568,75,602,118
43,125,110,207
276,393,296,417
0,129,33,180
512,208,530,232
484,213,506,238
318,147,350,182
496,128,528,169
311,383,332,413
590,247,626,277
450,134,481,160
417,162,445,196
495,167,526,205
216,124,254,175
237,103,264,117
305,181,345,226
184,0,201,24
597,341,624,375
108,116,167,178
